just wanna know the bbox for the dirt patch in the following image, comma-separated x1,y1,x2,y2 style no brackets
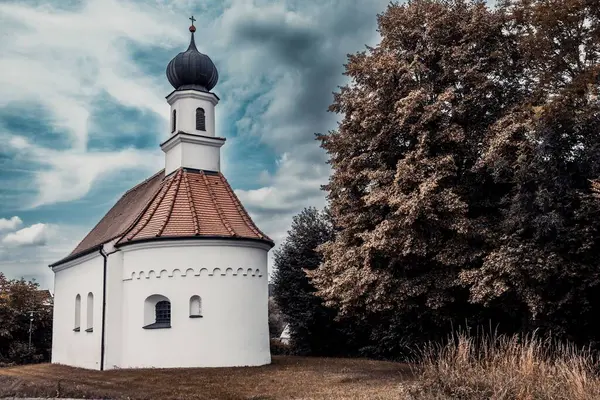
0,356,412,400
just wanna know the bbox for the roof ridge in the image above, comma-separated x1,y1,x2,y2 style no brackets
157,169,183,237
201,170,236,236
125,172,178,241
218,173,272,241
122,169,165,196
183,171,200,235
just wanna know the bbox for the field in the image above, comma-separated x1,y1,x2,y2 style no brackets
0,356,412,400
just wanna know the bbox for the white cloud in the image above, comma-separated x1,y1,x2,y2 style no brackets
0,223,87,288
5,134,163,207
0,0,182,150
2,223,51,246
0,216,23,232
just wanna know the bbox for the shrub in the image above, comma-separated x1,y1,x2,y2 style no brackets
7,342,44,365
270,338,291,356
402,332,600,400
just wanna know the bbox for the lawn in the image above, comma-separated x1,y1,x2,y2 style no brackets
0,356,412,400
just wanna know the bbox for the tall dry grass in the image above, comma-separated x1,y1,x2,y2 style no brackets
402,331,600,400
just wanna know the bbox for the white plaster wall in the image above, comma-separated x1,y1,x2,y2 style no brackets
164,140,221,175
181,140,220,172
51,253,103,370
119,240,271,368
164,144,182,176
103,250,124,370
169,92,217,136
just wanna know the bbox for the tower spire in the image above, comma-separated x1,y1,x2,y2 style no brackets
187,15,197,51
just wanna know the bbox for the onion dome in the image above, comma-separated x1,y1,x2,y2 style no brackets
166,23,219,92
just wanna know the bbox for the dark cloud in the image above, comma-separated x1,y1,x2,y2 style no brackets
222,1,388,246
222,0,387,150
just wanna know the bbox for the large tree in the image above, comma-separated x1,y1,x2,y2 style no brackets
309,0,523,346
461,0,600,343
310,0,600,350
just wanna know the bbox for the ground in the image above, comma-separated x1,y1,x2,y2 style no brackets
0,356,412,400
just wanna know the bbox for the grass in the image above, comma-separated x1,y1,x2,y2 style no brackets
0,356,411,400
402,332,600,400
4,335,600,399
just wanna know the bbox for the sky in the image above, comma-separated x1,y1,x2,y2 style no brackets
0,0,392,288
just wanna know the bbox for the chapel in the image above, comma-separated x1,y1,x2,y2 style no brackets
49,19,274,370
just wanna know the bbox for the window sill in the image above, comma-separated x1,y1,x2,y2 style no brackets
85,328,93,333
73,327,80,332
189,315,203,319
143,322,171,329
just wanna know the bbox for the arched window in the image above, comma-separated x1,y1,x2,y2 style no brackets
171,109,177,133
74,294,81,332
143,294,171,329
156,301,171,324
196,108,205,131
86,292,94,332
189,295,202,318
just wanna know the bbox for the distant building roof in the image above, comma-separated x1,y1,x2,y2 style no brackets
280,324,291,344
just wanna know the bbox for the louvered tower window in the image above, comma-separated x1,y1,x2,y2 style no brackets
172,110,176,133
196,108,206,131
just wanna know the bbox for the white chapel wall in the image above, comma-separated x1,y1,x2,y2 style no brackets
51,253,103,370
119,240,271,368
103,250,124,370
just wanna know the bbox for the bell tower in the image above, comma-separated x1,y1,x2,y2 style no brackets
161,17,224,176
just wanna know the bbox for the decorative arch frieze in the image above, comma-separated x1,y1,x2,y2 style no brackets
125,266,263,281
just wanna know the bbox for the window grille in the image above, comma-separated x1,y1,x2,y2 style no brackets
156,300,171,324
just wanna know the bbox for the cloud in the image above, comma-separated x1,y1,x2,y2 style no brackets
2,223,51,246
0,0,182,150
0,0,184,208
5,134,163,208
0,216,23,232
216,0,387,267
0,223,87,288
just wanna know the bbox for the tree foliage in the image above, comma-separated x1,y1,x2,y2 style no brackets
308,0,600,351
272,207,365,356
463,0,600,342
268,297,285,338
0,273,53,365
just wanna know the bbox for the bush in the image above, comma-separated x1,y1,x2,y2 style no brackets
268,298,285,338
7,342,44,365
402,332,600,400
270,338,291,356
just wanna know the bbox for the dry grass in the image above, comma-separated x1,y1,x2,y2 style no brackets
402,332,600,400
4,336,600,399
0,356,411,399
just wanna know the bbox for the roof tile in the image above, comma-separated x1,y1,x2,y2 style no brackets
117,168,272,245
57,168,272,265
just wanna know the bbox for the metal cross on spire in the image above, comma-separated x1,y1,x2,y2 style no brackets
189,15,196,27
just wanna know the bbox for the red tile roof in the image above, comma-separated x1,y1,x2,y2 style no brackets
54,168,272,267
118,169,271,245
68,170,165,257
